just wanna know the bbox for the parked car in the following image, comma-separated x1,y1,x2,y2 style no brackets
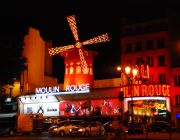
127,123,144,134
48,119,83,136
0,123,16,136
103,121,113,134
69,121,105,136
0,113,17,136
103,121,128,135
147,121,176,133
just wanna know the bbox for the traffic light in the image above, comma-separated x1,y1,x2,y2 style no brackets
119,91,124,101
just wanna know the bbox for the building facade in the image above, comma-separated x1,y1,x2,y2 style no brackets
120,18,180,129
15,18,180,130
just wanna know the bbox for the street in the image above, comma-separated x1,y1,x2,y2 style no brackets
0,132,180,140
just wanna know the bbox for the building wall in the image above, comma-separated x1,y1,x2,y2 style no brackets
170,68,180,121
22,27,58,94
93,78,121,88
120,18,180,126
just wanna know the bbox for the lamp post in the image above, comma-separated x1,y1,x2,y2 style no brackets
124,66,138,125
117,66,123,121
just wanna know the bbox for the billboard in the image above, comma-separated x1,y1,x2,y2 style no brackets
59,100,89,116
91,99,120,116
24,102,59,117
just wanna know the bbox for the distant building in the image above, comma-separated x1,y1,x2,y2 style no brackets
20,27,59,94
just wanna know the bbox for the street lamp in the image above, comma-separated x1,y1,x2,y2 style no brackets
124,66,138,125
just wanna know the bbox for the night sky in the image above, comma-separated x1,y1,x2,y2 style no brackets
0,1,179,83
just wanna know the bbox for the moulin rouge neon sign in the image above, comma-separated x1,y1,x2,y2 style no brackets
121,84,170,98
35,83,90,94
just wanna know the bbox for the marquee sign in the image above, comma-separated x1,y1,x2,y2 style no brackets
66,84,90,92
121,84,170,98
35,83,90,95
35,86,60,94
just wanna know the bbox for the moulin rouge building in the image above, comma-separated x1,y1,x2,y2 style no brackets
17,17,180,130
120,18,180,130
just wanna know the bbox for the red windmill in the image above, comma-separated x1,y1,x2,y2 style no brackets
48,15,110,90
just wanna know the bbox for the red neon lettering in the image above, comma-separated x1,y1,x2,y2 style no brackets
141,85,147,96
148,85,154,96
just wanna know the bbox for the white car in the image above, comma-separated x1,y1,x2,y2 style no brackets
48,120,82,136
69,121,105,136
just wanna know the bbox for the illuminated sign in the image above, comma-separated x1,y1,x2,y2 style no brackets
24,102,59,117
35,86,60,94
66,83,90,92
176,114,180,118
121,84,170,98
35,84,90,95
124,97,170,113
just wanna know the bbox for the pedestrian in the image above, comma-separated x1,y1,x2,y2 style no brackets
111,116,120,140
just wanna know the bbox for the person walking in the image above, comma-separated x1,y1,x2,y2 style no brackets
111,116,120,140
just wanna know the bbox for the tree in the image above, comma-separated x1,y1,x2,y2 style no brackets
0,37,27,90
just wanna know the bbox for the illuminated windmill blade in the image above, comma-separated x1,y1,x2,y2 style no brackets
82,33,110,46
78,48,88,74
48,45,74,56
66,15,79,42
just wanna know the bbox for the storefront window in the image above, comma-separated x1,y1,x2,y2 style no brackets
131,100,167,117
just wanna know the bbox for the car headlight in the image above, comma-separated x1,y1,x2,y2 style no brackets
53,128,58,131
78,128,83,132
69,128,72,132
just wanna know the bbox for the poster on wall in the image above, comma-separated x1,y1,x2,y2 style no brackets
91,99,120,116
59,100,89,116
24,102,59,117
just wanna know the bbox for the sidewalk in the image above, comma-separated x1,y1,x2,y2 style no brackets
126,132,180,140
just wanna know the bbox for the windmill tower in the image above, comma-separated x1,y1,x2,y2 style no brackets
48,15,110,90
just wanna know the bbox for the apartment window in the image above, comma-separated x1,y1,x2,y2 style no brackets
157,39,165,48
149,74,154,83
174,75,180,86
127,59,133,66
147,56,154,67
126,43,132,53
158,55,165,66
146,40,153,50
175,95,180,105
159,74,166,83
135,41,142,51
136,57,144,64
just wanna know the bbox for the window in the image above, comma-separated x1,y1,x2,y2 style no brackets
70,66,74,74
136,57,144,64
146,40,153,50
157,39,165,48
135,41,142,51
65,68,68,75
174,75,180,86
147,56,154,67
76,66,81,74
126,43,132,53
149,74,154,83
175,95,180,106
158,55,165,66
159,74,166,83
127,59,133,66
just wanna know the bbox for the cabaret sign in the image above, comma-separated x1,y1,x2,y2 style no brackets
66,83,90,92
35,83,90,94
121,84,170,98
35,86,60,94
